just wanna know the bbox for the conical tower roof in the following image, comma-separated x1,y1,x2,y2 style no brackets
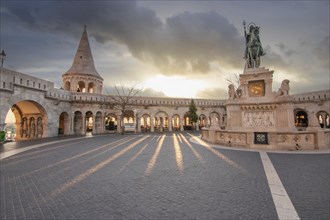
64,26,103,79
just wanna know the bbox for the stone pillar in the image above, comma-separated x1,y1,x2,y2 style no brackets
150,113,155,132
137,116,141,133
71,112,75,135
101,114,105,133
117,115,122,133
82,115,86,134
168,116,172,132
180,118,184,131
92,115,96,134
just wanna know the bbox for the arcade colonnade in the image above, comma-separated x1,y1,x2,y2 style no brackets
59,108,226,135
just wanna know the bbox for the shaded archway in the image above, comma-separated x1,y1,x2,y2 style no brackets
64,81,70,91
7,100,48,141
209,112,220,127
199,114,207,129
140,114,151,132
85,111,93,132
155,111,168,132
105,113,117,132
317,111,330,128
295,110,308,130
172,114,181,131
77,81,86,92
88,82,95,93
183,112,193,130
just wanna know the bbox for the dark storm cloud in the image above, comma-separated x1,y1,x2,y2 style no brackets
313,36,330,69
2,1,243,75
275,43,294,57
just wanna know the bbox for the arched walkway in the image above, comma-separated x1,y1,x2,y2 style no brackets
295,110,308,130
140,114,151,132
155,111,168,132
8,100,48,141
105,113,117,132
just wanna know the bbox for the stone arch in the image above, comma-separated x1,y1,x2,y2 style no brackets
105,113,117,132
59,112,69,135
183,111,193,130
155,111,169,132
294,109,308,130
140,113,151,132
123,110,134,124
209,112,220,127
64,81,70,91
7,100,48,140
85,111,93,132
77,81,86,92
199,114,207,129
171,114,181,131
317,111,330,128
88,82,95,93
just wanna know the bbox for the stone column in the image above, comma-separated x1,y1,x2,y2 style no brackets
92,115,96,134
82,115,86,135
71,112,75,135
168,115,172,132
150,114,155,132
137,114,141,133
117,115,122,133
180,118,184,131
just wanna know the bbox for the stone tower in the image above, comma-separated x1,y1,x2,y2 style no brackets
62,26,103,93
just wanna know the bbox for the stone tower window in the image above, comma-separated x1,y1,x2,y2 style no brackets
65,81,70,91
77,81,86,92
295,111,308,128
88,82,95,93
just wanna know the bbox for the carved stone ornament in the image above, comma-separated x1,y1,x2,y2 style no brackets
242,111,275,127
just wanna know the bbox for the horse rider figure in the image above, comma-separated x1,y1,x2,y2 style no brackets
243,21,266,68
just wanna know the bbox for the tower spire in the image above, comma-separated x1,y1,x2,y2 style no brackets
64,26,102,79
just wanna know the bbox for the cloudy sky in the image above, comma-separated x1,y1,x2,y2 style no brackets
1,1,329,99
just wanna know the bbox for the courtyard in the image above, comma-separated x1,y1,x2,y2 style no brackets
0,132,329,219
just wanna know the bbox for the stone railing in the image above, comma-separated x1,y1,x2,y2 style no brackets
291,90,330,102
201,129,330,151
0,68,54,92
45,88,71,101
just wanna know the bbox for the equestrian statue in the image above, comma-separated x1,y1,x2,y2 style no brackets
243,21,266,68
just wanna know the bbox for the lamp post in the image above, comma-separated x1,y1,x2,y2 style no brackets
0,50,6,68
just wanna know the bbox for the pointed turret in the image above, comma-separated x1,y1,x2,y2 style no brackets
62,26,104,93
64,26,102,79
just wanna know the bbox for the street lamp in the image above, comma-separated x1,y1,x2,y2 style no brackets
0,50,6,68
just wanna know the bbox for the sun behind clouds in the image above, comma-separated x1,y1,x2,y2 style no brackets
142,75,209,98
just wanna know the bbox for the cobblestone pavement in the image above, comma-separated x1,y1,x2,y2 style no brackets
0,132,329,219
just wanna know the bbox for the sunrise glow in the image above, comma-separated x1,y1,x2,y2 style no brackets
142,75,208,98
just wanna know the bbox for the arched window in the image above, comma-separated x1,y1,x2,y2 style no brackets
65,81,70,91
77,81,86,92
295,111,308,128
88,82,95,93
